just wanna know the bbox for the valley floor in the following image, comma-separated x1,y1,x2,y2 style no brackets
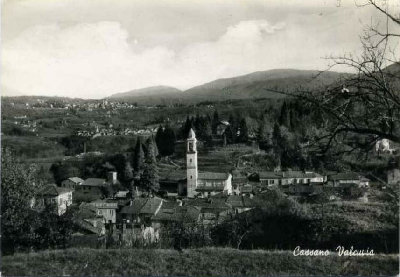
2,247,399,276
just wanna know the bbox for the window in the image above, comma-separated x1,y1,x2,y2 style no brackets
190,159,192,163
190,176,192,179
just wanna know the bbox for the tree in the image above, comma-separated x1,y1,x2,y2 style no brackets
238,118,249,143
50,162,80,185
212,110,220,135
133,139,144,172
140,139,159,191
273,1,400,155
1,148,44,253
145,138,157,164
123,161,134,184
155,125,165,155
279,101,290,128
156,125,176,156
164,125,176,156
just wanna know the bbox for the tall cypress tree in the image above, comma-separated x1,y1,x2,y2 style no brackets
279,102,290,128
140,139,159,191
212,110,219,135
133,139,144,172
238,118,249,143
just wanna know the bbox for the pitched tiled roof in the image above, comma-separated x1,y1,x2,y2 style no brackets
152,206,200,223
38,184,73,197
226,195,244,208
89,199,119,208
83,178,106,187
140,197,163,214
258,171,278,179
120,197,163,215
226,195,258,208
198,172,230,180
259,171,323,179
68,177,84,184
159,169,186,181
329,172,361,181
196,186,225,192
120,198,147,214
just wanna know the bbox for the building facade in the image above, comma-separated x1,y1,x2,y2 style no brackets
186,129,232,198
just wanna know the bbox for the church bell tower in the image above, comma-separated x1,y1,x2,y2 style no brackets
186,128,198,198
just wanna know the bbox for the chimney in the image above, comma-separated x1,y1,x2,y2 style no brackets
107,171,117,185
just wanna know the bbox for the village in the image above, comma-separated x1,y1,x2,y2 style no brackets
35,127,400,248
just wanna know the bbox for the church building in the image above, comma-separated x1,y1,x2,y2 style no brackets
186,129,232,198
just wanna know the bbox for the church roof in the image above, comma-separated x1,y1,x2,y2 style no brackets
188,128,196,139
198,172,230,180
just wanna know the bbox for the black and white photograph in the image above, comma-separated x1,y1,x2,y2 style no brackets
1,0,399,276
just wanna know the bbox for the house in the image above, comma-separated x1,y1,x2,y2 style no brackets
152,204,201,225
74,203,106,235
327,172,370,188
74,178,108,202
184,197,231,224
37,184,73,215
88,199,119,223
186,129,232,198
114,190,130,199
61,177,84,189
120,197,164,226
239,184,255,197
196,172,233,198
78,178,107,191
159,169,187,196
226,195,255,214
257,171,325,186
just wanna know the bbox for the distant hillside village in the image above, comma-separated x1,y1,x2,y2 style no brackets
34,129,400,247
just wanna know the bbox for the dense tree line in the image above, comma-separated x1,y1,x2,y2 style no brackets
1,148,76,254
50,136,160,193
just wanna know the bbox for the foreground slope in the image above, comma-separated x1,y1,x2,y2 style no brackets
3,248,398,276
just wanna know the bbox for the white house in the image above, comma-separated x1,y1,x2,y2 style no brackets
37,184,73,215
258,171,325,186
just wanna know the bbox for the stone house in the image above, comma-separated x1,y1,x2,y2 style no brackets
327,172,370,188
37,184,73,215
88,199,119,223
61,177,84,189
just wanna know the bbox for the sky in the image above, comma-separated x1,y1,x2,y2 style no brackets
1,0,399,99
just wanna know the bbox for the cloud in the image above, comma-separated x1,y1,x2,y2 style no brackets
2,8,397,98
2,20,288,98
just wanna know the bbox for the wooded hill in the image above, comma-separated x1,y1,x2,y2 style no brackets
108,69,351,105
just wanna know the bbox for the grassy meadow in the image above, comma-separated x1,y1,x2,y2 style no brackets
2,247,398,276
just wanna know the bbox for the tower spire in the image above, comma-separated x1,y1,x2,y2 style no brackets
186,128,198,197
